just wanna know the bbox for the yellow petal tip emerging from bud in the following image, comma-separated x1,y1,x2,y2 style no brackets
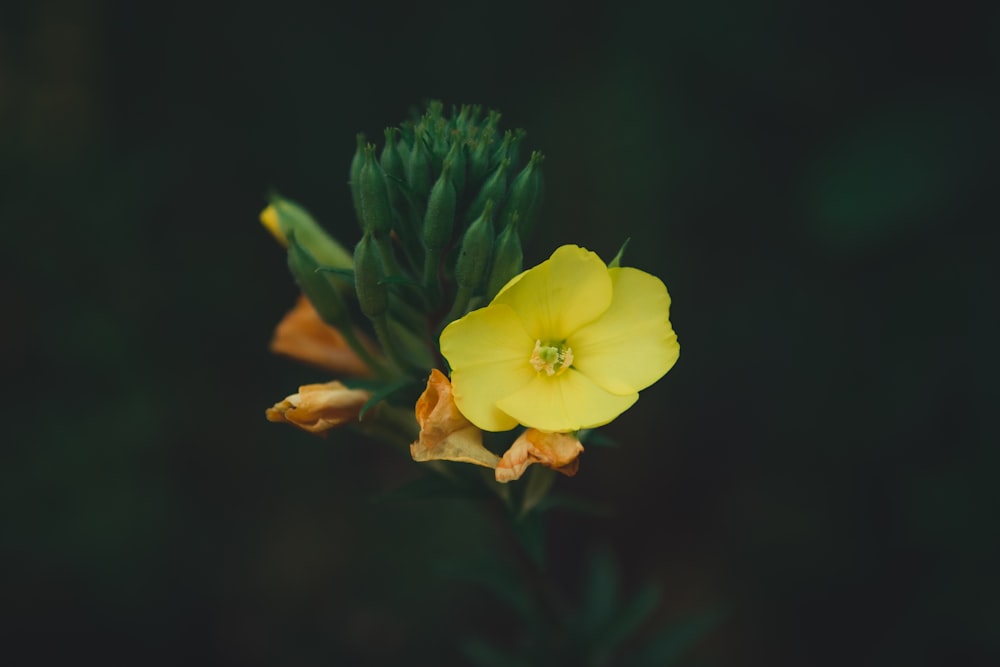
260,205,287,246
495,429,584,483
266,381,371,435
410,369,500,469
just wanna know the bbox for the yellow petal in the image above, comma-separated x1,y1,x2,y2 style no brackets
441,303,536,431
495,429,584,483
410,369,500,468
570,267,679,395
493,245,613,341
496,368,638,432
265,381,371,434
260,205,287,246
270,295,375,377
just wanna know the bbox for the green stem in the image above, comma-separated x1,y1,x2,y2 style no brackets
373,314,415,374
485,496,568,628
337,319,394,378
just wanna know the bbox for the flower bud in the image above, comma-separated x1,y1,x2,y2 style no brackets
454,199,495,293
266,196,354,271
423,162,456,251
380,128,405,195
406,126,432,201
467,158,509,224
349,133,366,223
484,216,523,301
286,234,349,327
490,130,513,171
494,128,526,170
358,145,395,240
446,140,467,196
353,233,388,318
500,150,545,240
469,111,500,187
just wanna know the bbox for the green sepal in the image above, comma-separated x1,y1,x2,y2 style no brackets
269,194,354,273
608,237,632,269
285,233,350,328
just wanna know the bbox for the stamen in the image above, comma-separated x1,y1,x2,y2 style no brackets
530,340,574,376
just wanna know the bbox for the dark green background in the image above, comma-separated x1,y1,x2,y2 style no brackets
3,0,997,664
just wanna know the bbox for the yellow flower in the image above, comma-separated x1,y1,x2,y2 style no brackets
266,381,371,434
441,245,679,432
410,369,500,469
495,429,584,483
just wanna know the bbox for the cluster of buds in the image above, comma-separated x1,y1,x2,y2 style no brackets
263,102,562,480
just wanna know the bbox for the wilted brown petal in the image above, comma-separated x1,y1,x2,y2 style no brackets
266,381,371,435
410,369,500,469
269,295,375,377
495,429,584,483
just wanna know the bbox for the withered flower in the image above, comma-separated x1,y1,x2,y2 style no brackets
266,381,371,434
495,429,584,483
410,369,499,469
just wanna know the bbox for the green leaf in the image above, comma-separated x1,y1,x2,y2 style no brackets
580,547,619,632
590,583,661,664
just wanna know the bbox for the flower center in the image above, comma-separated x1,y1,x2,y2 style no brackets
530,340,574,376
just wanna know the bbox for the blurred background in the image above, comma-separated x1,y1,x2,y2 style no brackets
2,0,998,664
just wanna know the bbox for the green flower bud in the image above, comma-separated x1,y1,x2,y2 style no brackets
447,140,467,196
266,195,354,271
455,199,495,292
497,128,526,170
500,151,545,240
353,233,388,319
359,145,393,238
380,128,405,190
423,162,456,251
286,234,349,327
467,127,494,187
406,127,432,201
467,158,509,224
454,104,472,131
484,216,523,301
349,133,366,223
490,130,513,171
